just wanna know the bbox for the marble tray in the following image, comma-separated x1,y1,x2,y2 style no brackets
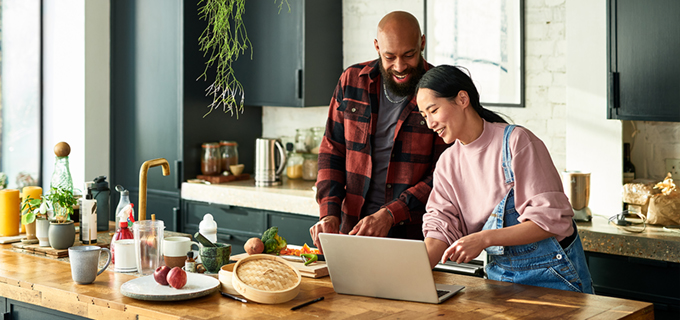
120,273,220,301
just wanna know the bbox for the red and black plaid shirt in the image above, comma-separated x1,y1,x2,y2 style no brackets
316,59,450,238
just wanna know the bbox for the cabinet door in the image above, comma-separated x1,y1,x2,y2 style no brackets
110,0,182,227
5,298,90,320
267,211,317,247
608,0,680,121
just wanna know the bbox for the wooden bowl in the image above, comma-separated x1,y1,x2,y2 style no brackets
218,263,240,295
231,254,301,304
229,164,244,176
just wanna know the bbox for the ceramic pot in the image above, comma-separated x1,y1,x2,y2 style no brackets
36,218,50,247
24,220,36,240
48,220,75,250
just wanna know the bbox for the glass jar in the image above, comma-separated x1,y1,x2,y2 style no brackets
201,142,221,176
302,153,319,181
286,152,304,179
295,128,313,153
310,127,324,154
219,141,239,174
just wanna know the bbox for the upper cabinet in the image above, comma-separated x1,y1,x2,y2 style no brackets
608,0,680,122
233,0,343,107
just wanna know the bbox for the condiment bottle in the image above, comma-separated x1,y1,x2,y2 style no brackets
111,221,133,264
185,252,196,273
201,142,221,176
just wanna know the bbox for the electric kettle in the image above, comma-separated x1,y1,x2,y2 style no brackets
255,138,287,186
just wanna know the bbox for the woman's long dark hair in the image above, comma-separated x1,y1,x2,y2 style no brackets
416,65,508,124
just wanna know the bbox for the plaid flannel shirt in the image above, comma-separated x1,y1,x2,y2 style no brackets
315,59,450,237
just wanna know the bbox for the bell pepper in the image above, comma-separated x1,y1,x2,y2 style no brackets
301,253,318,266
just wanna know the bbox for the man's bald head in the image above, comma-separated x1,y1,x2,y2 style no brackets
377,11,422,40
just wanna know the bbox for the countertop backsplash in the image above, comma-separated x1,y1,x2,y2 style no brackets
262,106,329,139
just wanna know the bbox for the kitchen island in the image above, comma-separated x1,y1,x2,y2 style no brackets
0,244,653,319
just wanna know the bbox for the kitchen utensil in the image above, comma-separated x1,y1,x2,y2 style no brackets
68,246,111,284
221,291,248,303
231,254,301,304
291,296,324,311
113,239,137,273
120,273,220,301
218,263,240,295
194,232,216,247
199,243,231,273
254,138,287,186
280,254,325,263
562,171,592,222
133,220,165,275
163,236,199,269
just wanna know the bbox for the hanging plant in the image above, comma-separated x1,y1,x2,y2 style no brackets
197,0,290,117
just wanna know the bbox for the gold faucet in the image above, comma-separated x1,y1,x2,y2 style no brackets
138,158,170,221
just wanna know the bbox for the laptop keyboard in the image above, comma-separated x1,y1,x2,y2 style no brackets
436,289,450,298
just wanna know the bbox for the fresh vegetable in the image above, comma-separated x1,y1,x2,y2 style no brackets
301,253,318,266
279,243,320,256
261,226,288,254
244,237,265,255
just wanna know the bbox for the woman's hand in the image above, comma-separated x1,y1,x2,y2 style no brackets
442,231,489,264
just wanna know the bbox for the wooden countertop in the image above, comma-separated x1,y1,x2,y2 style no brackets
0,244,653,319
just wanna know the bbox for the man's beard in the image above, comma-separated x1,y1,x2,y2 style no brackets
379,56,426,97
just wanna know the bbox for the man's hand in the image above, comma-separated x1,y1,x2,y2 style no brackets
441,231,488,264
348,208,393,237
309,215,340,253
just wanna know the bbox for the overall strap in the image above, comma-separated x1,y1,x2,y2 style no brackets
501,125,517,184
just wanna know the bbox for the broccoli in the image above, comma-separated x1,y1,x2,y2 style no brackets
261,226,288,254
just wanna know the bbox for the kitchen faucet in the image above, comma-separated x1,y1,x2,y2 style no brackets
138,158,170,221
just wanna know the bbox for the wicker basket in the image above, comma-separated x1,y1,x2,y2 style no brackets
231,254,301,304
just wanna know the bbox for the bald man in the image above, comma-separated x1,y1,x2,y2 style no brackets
311,11,450,251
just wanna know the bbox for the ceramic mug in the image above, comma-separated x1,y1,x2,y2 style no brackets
199,243,231,273
113,239,137,272
163,236,199,269
68,246,111,284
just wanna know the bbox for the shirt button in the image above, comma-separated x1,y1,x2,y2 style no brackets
391,153,395,158
399,222,404,226
386,184,392,189
420,120,425,125
351,108,356,112
556,254,563,260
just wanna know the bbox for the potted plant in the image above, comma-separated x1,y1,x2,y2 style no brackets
20,195,43,242
45,187,78,250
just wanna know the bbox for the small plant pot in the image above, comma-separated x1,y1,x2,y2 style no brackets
36,219,51,247
24,221,37,240
48,220,75,250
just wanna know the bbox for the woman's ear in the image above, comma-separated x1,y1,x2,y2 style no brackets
457,91,470,108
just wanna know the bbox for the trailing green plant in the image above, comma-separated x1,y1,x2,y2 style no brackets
20,195,46,225
197,0,290,118
44,187,78,223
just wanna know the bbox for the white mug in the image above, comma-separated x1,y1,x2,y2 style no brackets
163,236,200,257
114,239,137,272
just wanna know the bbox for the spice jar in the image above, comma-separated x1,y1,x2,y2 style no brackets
295,128,313,153
285,143,304,179
219,141,239,174
201,142,221,176
302,153,319,181
310,127,324,154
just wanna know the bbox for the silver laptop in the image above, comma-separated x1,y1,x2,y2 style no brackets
319,233,465,304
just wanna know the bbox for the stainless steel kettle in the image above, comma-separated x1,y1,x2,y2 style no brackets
255,138,287,186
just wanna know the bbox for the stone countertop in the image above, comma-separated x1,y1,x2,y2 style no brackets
181,178,318,216
181,180,680,263
577,215,680,263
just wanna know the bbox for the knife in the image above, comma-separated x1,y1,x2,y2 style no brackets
279,254,325,263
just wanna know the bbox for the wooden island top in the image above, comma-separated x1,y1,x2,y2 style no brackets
0,242,654,320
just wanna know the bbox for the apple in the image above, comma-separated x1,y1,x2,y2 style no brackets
153,266,170,285
166,266,187,289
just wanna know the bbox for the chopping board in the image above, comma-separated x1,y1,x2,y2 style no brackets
196,173,250,184
11,232,110,258
230,252,328,278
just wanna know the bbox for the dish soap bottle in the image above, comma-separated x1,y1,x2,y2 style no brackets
199,213,218,244
111,204,134,264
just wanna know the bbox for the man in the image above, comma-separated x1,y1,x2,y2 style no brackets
310,11,449,251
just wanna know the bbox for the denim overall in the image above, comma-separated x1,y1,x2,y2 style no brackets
483,125,594,294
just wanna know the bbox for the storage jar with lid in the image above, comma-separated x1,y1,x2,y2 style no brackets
285,143,303,179
201,142,221,176
310,127,324,154
295,128,313,153
219,141,239,174
302,153,318,181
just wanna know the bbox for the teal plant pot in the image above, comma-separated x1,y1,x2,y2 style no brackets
48,220,75,250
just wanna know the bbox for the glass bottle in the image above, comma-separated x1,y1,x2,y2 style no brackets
185,252,196,273
285,143,304,179
295,128,313,153
302,153,319,181
201,142,221,176
310,126,325,154
219,141,239,174
51,157,73,192
114,187,130,233
623,143,636,184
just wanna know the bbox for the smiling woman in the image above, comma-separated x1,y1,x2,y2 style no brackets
0,0,41,189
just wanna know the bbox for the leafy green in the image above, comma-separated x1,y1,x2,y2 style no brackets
261,226,287,254
45,187,77,223
20,195,43,225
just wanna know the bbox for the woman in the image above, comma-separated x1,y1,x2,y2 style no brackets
416,65,593,294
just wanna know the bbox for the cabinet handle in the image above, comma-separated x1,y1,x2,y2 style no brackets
609,71,620,110
173,207,180,231
296,69,303,99
175,160,182,189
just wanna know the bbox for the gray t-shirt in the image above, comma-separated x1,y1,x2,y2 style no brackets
361,83,409,218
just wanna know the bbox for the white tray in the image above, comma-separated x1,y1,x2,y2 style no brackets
120,273,220,301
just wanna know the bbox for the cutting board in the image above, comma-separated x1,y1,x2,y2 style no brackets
11,233,110,258
196,173,250,184
230,252,328,278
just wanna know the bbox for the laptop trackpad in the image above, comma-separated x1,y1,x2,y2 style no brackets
435,283,465,303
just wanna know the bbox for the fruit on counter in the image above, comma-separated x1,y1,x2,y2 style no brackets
167,266,187,289
262,226,288,254
244,237,265,255
153,266,170,285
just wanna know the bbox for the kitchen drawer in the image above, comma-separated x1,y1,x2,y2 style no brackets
267,212,318,246
183,201,265,236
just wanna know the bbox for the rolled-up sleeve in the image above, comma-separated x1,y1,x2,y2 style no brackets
422,153,466,246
